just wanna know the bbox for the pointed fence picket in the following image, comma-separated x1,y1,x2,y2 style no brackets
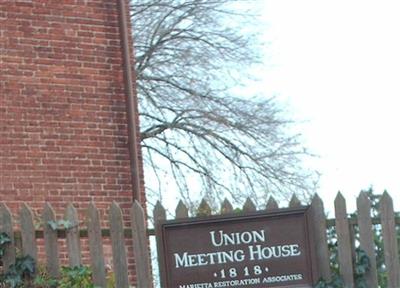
109,202,129,288
131,200,153,287
335,193,354,287
243,197,257,212
289,194,302,208
20,203,37,263
175,200,189,219
221,198,234,214
42,203,59,278
65,203,81,267
197,199,211,216
309,194,331,281
266,196,279,210
380,192,400,288
87,202,106,287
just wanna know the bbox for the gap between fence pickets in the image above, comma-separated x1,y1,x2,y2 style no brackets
0,201,154,288
357,192,378,287
153,192,400,286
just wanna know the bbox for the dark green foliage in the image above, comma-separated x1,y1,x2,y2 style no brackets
233,207,243,214
33,272,58,288
0,255,36,288
0,232,11,257
314,276,344,288
34,265,109,288
57,266,96,288
0,232,99,288
354,248,370,288
314,248,370,288
326,226,339,274
0,233,36,288
33,264,58,288
315,188,399,288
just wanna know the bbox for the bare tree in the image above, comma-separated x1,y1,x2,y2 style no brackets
131,0,318,208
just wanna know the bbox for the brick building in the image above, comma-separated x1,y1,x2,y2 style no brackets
0,0,146,282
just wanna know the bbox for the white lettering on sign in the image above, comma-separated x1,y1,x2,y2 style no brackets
179,283,213,288
175,250,245,268
262,273,303,283
210,229,265,247
214,277,261,287
173,228,302,269
249,244,301,260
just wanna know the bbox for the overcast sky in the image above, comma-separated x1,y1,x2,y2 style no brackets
255,0,400,213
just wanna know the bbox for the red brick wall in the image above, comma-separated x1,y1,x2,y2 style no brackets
0,0,146,281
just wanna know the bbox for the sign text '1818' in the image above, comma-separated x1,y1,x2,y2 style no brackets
215,265,268,279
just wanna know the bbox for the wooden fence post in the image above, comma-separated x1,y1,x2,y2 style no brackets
335,192,354,288
131,201,153,288
221,199,233,214
175,200,189,219
197,199,211,216
289,194,302,208
109,202,129,288
266,196,279,210
243,197,256,212
380,192,400,288
42,203,59,278
65,203,81,267
87,202,106,287
310,194,331,281
20,203,38,263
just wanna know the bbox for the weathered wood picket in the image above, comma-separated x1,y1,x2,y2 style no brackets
153,192,400,288
0,200,152,288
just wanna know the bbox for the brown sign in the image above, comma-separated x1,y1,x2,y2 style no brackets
156,207,318,288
